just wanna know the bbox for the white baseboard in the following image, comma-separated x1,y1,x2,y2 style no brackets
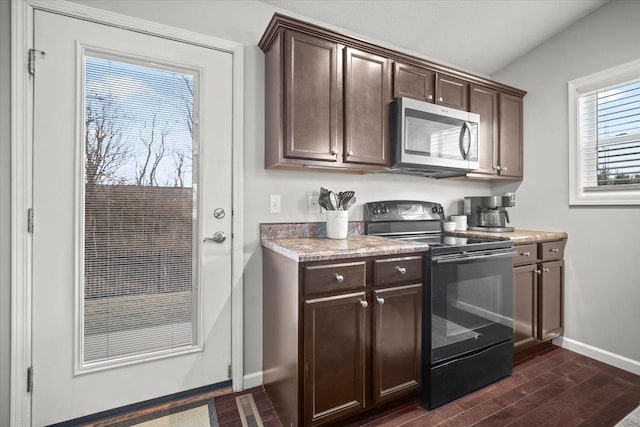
554,336,640,376
243,371,263,389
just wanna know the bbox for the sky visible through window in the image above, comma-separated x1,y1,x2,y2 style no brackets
85,56,194,187
596,79,640,185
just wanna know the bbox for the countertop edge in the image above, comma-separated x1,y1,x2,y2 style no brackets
261,238,429,262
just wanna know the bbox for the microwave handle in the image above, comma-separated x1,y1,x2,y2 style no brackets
459,122,471,160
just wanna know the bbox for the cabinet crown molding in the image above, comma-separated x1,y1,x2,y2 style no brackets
259,13,527,98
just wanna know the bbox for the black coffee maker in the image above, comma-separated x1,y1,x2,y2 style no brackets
464,193,516,232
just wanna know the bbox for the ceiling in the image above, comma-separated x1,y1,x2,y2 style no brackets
260,0,608,76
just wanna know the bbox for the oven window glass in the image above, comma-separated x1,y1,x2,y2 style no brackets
430,254,513,363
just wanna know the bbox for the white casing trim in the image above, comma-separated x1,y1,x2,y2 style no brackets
243,371,264,390
12,1,245,425
553,336,640,376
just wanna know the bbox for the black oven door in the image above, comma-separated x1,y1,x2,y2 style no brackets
427,249,515,364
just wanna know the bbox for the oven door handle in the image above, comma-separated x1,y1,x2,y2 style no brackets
432,250,516,265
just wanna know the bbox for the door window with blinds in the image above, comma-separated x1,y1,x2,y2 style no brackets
81,53,200,368
570,59,640,205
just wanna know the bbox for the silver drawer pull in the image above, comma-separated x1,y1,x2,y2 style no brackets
520,251,531,257
335,274,344,283
550,248,560,253
543,268,550,273
359,299,368,308
396,266,407,275
535,269,542,275
376,296,385,305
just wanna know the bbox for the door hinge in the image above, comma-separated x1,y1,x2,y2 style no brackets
228,364,232,379
27,208,34,233
27,367,33,393
28,49,45,76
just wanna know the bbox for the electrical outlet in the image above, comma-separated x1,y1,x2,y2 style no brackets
270,194,281,214
308,192,320,214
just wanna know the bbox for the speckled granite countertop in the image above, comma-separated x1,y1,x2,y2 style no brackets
451,229,568,244
260,222,567,262
261,236,429,262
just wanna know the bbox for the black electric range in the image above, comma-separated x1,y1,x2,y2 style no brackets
365,200,515,409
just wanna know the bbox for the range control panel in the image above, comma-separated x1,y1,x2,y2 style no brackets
364,200,445,222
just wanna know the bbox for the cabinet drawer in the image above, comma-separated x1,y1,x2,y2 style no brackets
373,256,423,287
514,244,538,266
304,261,366,296
539,240,565,262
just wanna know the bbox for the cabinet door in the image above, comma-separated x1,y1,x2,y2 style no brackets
539,260,564,341
393,62,435,102
303,293,367,426
284,31,339,162
436,73,469,110
498,93,523,178
372,284,422,404
344,47,391,166
513,264,538,351
469,84,498,175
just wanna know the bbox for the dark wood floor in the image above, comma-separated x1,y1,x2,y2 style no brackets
85,345,640,427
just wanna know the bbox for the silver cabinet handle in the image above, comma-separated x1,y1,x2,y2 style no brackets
396,266,407,275
543,268,550,273
204,231,226,243
520,251,531,257
550,248,560,253
495,166,502,171
335,274,344,283
376,296,385,305
427,94,433,101
535,269,541,275
502,166,508,172
437,96,444,103
347,151,354,157
359,299,368,308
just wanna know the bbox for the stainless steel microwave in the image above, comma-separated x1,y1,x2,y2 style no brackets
390,97,480,177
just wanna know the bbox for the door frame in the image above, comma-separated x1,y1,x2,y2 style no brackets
10,1,245,425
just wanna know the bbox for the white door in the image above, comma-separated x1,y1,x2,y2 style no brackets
32,10,233,426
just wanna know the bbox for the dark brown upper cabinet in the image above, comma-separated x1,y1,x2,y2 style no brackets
283,31,339,162
467,87,524,180
259,14,526,178
469,84,499,175
436,73,469,110
393,62,435,103
498,93,524,178
344,47,391,166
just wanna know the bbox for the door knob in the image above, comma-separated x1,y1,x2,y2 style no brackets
204,231,226,243
359,299,368,308
376,296,385,305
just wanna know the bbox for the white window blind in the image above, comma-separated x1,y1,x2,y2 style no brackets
579,79,640,189
83,54,197,365
569,59,640,205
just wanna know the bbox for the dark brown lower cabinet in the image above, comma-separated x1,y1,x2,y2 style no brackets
513,240,565,353
303,293,367,425
372,284,422,404
539,260,564,340
263,249,424,427
513,264,537,350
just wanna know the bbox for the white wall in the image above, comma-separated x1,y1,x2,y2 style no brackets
63,0,492,380
491,0,640,367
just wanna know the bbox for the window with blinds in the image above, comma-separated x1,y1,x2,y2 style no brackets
570,60,640,205
82,54,198,366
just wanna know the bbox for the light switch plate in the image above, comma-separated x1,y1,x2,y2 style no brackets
270,194,281,214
